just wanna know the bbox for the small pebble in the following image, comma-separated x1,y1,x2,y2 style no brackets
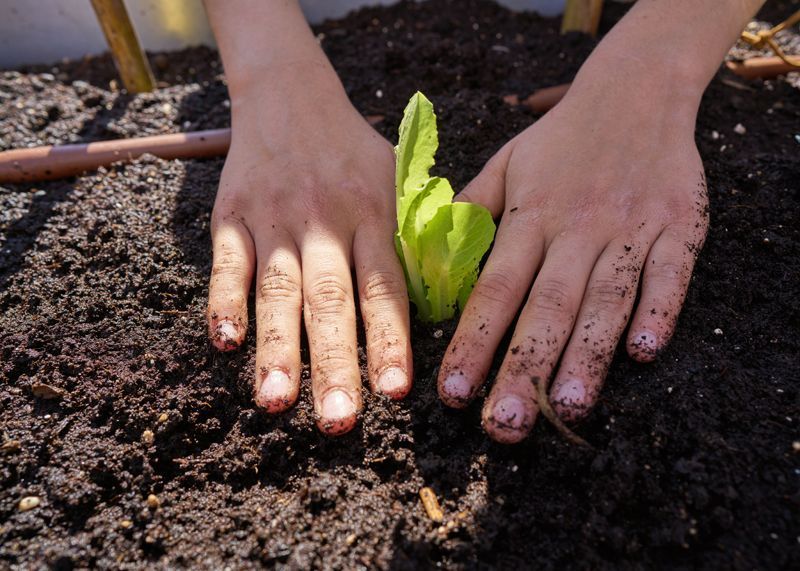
792,441,800,452
120,519,133,529
158,413,169,423
713,328,723,336
30,382,64,400
433,329,443,339
18,496,40,512
146,494,160,509
345,533,357,546
375,89,383,98
142,429,154,445
733,123,746,135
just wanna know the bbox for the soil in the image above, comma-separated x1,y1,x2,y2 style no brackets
1,1,799,569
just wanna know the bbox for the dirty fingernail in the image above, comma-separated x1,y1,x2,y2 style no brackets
214,320,240,350
377,367,407,397
631,329,658,360
492,395,527,430
552,378,586,407
257,369,292,410
321,390,356,421
441,371,471,403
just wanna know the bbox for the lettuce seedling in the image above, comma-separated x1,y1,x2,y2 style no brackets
395,92,496,322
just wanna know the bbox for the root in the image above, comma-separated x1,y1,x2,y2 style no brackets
534,378,594,450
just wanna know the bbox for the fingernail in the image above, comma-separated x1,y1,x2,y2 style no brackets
492,395,527,430
377,367,407,396
632,329,658,359
552,378,586,407
258,369,292,406
214,320,239,349
321,390,356,421
442,371,472,401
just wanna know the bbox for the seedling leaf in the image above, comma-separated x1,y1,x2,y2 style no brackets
394,92,496,322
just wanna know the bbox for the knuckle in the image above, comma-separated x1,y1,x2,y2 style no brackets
586,277,631,311
297,175,331,213
648,259,687,283
211,247,242,276
472,270,522,305
259,268,302,302
360,270,405,304
530,278,573,315
306,274,352,316
365,319,403,348
313,351,355,375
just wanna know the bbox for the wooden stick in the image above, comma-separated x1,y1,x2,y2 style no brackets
90,0,155,93
726,56,800,80
561,0,604,37
0,129,231,184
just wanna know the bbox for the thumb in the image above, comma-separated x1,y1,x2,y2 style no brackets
453,142,513,218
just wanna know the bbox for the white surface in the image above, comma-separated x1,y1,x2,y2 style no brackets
0,0,566,68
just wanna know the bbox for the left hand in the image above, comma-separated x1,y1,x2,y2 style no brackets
436,71,709,443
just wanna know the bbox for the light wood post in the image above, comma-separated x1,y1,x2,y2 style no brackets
561,0,604,37
90,0,155,93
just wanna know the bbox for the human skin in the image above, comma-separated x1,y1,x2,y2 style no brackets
438,0,765,442
204,0,412,436
204,0,763,439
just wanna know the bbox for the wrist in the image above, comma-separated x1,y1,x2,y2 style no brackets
228,59,349,122
571,46,706,118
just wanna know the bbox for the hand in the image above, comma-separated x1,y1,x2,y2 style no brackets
207,65,412,435
437,68,709,443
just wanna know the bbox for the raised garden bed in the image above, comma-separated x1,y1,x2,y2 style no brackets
1,1,798,568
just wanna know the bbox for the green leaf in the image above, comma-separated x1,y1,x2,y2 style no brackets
394,91,496,323
417,203,495,322
395,92,438,230
400,177,453,248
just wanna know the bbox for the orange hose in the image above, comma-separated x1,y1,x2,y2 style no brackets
0,129,231,184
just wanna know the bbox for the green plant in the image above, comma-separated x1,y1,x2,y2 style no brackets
394,92,496,322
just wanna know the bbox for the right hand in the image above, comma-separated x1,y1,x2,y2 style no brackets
207,64,412,436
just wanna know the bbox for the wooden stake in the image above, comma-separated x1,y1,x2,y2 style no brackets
561,0,604,37
90,0,155,93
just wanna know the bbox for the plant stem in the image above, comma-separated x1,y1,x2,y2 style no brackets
400,239,430,320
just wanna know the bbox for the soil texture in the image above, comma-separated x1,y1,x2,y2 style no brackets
1,1,799,569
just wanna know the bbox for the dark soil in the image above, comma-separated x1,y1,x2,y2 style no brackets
1,1,799,569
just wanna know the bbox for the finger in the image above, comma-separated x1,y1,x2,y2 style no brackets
481,235,601,443
301,235,362,436
550,238,648,421
438,217,544,408
252,230,303,413
627,223,706,362
208,213,255,351
453,143,512,218
354,223,413,399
